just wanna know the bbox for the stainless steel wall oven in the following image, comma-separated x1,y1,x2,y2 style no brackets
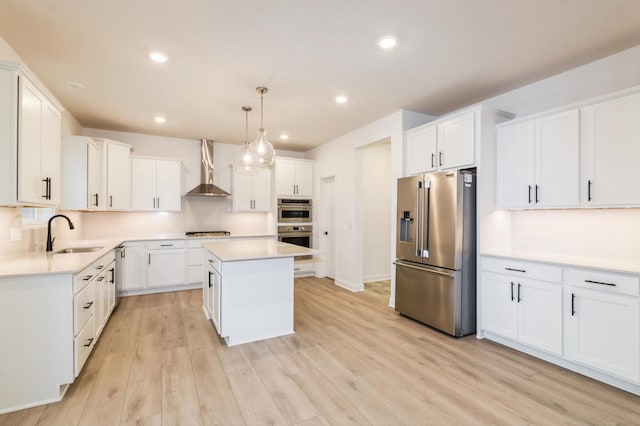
277,225,312,248
278,198,312,223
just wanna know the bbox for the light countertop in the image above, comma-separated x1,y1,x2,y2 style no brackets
0,233,277,278
0,239,124,278
203,239,318,262
481,249,640,275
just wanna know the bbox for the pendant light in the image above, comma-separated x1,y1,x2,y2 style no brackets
234,106,258,175
249,86,276,166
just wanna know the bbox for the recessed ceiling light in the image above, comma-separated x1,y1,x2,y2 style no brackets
335,95,348,104
154,116,166,124
280,134,289,140
149,51,168,63
378,36,397,49
65,81,85,89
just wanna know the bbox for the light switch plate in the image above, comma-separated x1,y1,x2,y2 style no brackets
10,228,22,241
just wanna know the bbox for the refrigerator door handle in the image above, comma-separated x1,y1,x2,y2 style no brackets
415,181,422,257
394,260,456,278
422,179,431,258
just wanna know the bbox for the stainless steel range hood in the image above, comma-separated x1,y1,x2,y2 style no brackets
186,139,230,197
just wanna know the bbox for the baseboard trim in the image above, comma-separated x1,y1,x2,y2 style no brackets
334,279,364,292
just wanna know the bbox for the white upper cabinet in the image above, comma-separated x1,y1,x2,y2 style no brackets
406,124,437,175
497,121,534,208
437,110,476,170
105,141,132,210
404,108,481,175
61,136,104,210
582,91,640,207
131,157,181,211
233,167,272,212
0,62,62,207
275,157,313,197
497,109,579,208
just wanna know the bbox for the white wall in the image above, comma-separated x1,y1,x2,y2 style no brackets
481,44,640,261
307,110,431,298
360,141,392,283
80,128,304,239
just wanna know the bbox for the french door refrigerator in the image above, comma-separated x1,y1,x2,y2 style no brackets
395,168,476,336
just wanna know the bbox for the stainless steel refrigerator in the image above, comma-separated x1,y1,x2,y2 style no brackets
395,169,476,336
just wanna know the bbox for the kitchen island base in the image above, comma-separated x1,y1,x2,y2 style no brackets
205,250,296,346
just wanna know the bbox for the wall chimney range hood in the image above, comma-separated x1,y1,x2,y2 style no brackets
186,139,230,197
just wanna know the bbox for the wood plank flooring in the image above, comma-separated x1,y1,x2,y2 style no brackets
1,277,639,425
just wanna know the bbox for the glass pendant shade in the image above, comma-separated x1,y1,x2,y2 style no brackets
233,106,259,175
250,128,276,166
248,86,276,167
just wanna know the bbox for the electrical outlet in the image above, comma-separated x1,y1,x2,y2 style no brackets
10,228,22,241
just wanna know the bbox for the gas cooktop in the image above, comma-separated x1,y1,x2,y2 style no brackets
185,231,231,237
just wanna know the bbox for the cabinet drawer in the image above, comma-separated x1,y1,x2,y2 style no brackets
188,248,203,266
146,239,185,249
481,257,562,283
566,268,639,296
74,280,95,335
73,251,116,293
206,254,221,273
74,316,95,377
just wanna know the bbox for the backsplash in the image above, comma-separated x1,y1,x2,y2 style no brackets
0,207,84,258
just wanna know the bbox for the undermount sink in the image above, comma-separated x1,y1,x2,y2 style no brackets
53,246,104,254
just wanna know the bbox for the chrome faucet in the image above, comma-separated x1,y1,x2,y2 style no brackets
46,214,75,252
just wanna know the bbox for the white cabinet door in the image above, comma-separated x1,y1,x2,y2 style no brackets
517,279,563,356
40,102,60,206
582,92,640,206
275,158,312,197
147,249,186,287
233,168,272,212
482,272,518,340
294,161,313,197
212,270,221,333
18,77,45,204
131,158,156,210
87,141,102,210
156,159,181,211
122,242,146,291
437,111,475,170
252,168,272,211
496,120,535,208
275,158,296,196
406,124,437,175
534,109,580,208
203,262,212,319
106,263,116,317
233,172,255,211
106,143,131,210
567,287,640,382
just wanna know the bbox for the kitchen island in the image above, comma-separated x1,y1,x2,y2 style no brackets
201,239,316,346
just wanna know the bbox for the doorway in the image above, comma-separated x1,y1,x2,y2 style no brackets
319,176,335,279
358,139,392,302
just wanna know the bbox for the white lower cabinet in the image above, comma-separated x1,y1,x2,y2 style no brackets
565,268,640,383
204,252,221,333
482,262,562,355
147,240,186,288
121,242,147,291
480,255,640,394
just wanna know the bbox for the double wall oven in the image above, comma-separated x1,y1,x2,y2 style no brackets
277,198,312,250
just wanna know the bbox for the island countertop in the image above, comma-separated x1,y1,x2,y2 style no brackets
202,239,318,262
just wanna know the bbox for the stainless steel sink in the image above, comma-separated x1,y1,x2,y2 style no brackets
54,246,104,254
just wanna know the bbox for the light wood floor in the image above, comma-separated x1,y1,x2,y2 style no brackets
1,277,639,425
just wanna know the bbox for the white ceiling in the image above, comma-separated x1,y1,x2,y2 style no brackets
2,0,640,151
